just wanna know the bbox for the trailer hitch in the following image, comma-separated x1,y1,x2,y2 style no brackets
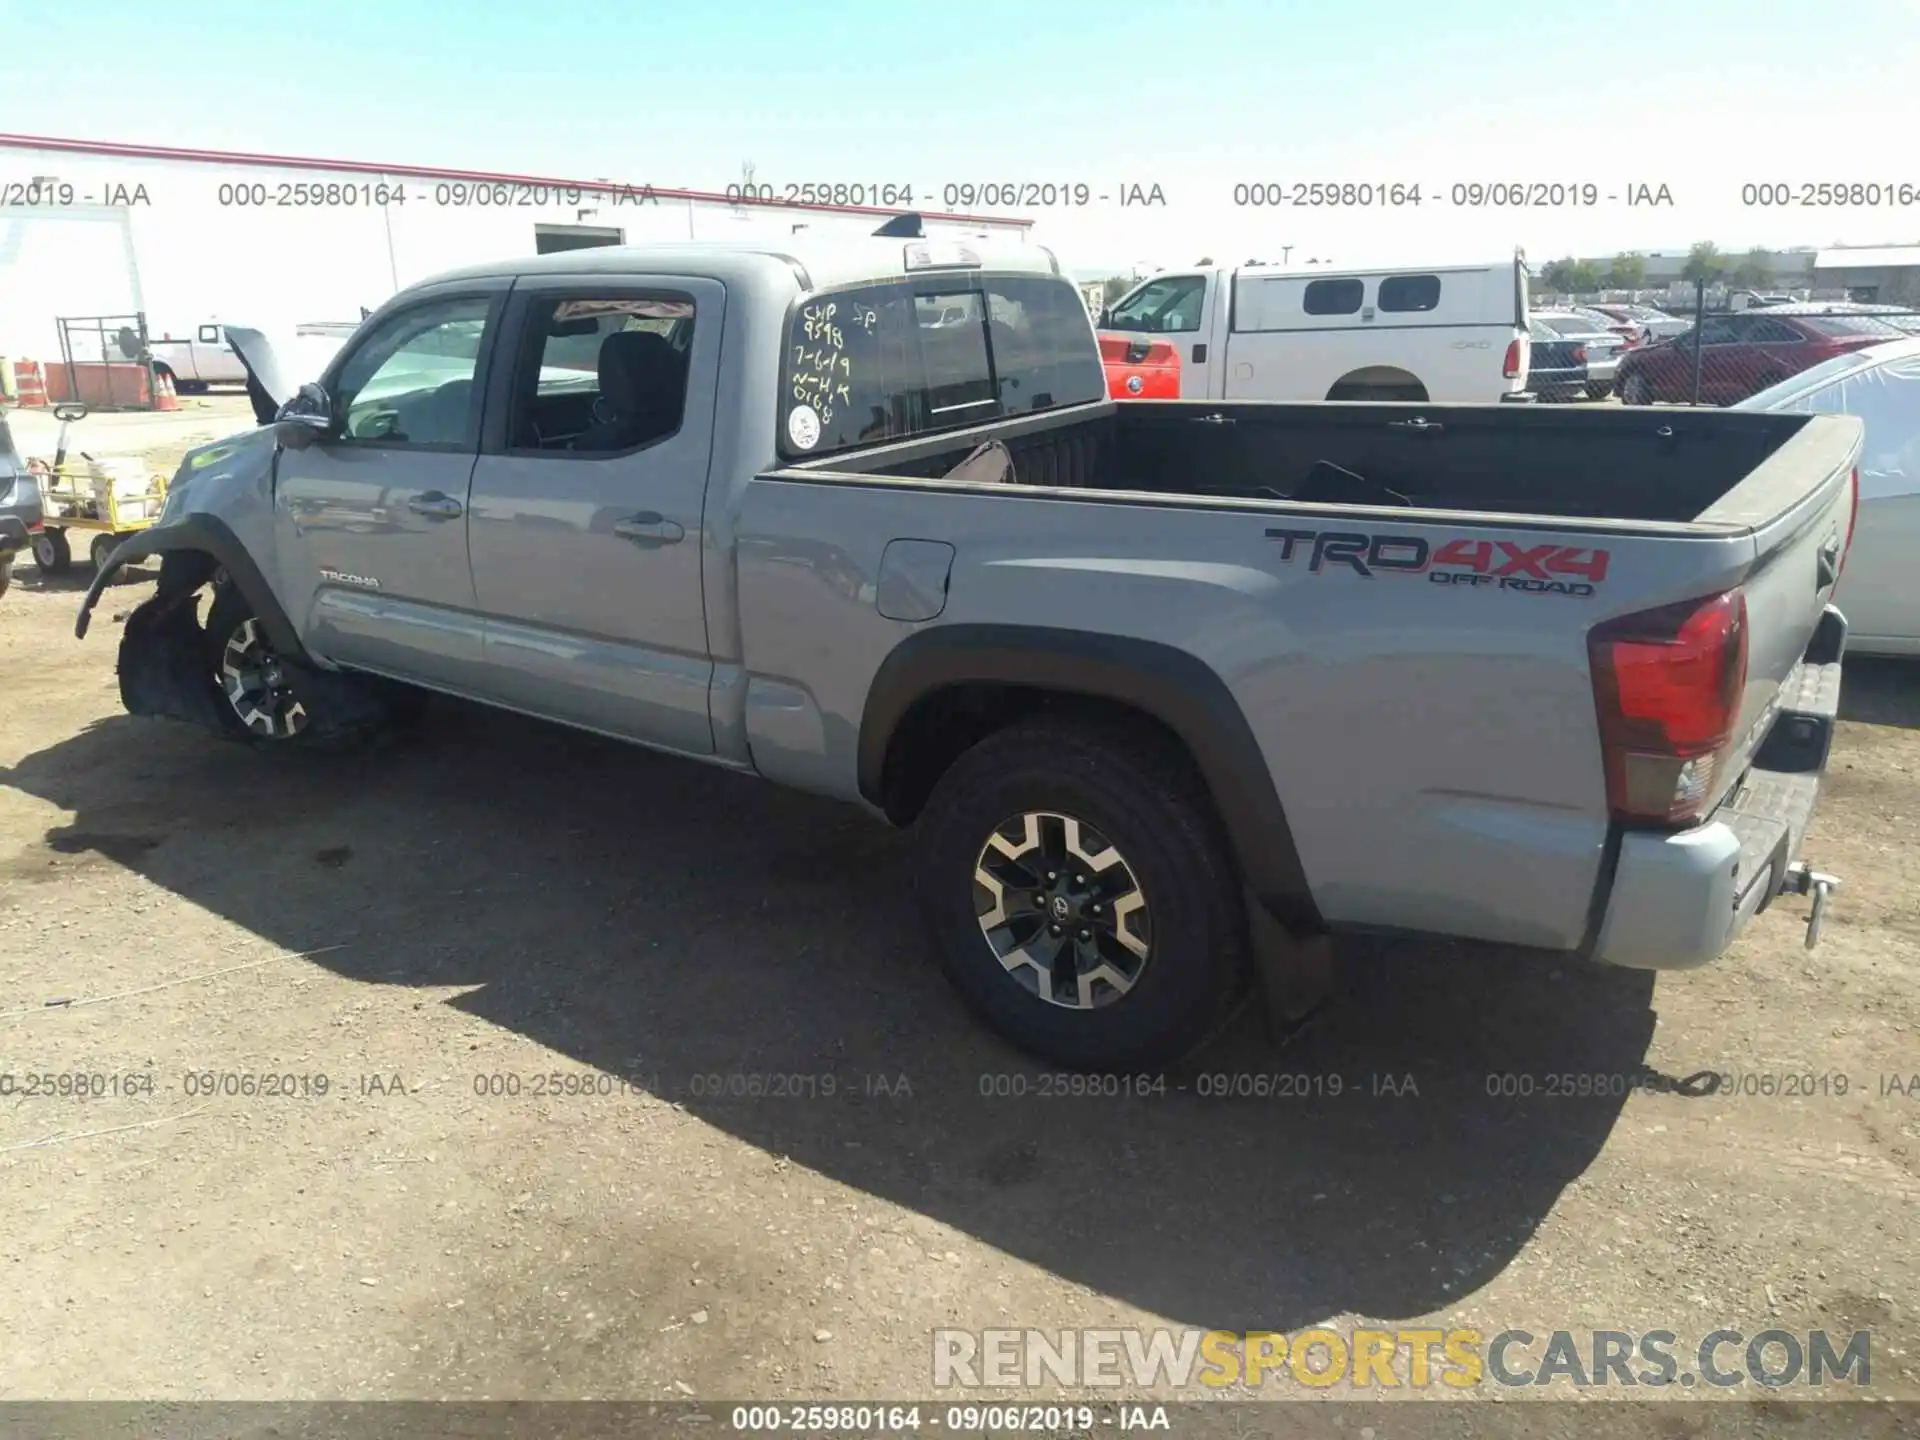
1779,861,1841,950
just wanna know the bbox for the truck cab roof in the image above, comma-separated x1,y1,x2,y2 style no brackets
411,233,1063,298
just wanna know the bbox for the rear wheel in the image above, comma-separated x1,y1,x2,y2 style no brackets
31,528,71,575
0,557,12,597
1586,380,1614,400
914,715,1246,1071
89,532,120,572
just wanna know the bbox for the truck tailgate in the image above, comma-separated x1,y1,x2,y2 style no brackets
1703,414,1862,803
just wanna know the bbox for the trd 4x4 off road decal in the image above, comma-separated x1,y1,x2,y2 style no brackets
1263,529,1609,598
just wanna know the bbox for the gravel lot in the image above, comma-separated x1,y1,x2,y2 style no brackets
0,406,1916,1412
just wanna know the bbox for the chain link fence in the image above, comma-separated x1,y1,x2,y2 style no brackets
1527,296,1919,408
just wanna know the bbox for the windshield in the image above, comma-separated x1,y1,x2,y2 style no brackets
780,273,1103,458
1539,315,1601,337
1800,315,1906,339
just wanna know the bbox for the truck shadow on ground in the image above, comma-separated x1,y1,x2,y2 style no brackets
2,700,1669,1333
1840,656,1920,730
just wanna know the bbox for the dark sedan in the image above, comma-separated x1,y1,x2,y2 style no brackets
1523,318,1590,401
0,408,44,597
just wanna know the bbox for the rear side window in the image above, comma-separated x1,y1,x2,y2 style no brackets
1302,278,1364,316
1377,274,1441,313
780,275,1103,458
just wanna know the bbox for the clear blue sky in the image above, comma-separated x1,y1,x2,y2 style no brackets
7,0,1918,268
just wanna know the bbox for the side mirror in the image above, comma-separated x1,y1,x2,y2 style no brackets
1098,307,1113,329
273,382,335,450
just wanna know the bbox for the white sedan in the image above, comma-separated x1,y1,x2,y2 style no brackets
1738,337,1920,656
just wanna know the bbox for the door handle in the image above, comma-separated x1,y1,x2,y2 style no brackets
407,492,464,520
613,512,686,545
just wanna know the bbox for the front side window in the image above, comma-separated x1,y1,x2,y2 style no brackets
333,296,493,447
1103,275,1207,333
1800,315,1906,340
780,274,1102,458
506,295,695,453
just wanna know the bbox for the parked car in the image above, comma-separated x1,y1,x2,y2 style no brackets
1737,337,1920,656
79,231,1859,1070
1616,308,1907,406
1523,317,1591,401
1097,256,1532,403
148,322,251,393
0,406,40,597
1533,311,1624,397
1565,304,1644,350
1598,304,1691,342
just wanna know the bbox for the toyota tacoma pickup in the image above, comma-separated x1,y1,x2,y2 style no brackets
77,228,1861,1070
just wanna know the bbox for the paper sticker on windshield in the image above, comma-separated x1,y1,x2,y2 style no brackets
788,404,821,450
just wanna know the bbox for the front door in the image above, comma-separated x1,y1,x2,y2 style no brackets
274,284,509,690
464,276,722,756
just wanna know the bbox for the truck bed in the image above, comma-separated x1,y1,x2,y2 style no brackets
790,398,1824,527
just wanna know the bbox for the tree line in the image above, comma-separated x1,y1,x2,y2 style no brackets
1540,243,1781,296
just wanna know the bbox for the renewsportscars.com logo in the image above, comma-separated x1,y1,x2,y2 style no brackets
931,1326,1874,1392
1265,527,1610,597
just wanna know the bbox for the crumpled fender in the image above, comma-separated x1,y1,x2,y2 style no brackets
76,510,302,656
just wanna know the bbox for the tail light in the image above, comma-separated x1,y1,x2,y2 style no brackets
1588,590,1749,827
1571,345,1587,364
1502,338,1522,378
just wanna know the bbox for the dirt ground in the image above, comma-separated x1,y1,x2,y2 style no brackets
0,409,1916,1410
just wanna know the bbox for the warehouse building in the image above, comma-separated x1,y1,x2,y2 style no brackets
1813,244,1920,303
0,133,1031,390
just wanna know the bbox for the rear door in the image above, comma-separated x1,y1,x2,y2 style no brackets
464,276,722,756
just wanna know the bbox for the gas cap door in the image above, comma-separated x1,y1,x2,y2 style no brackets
876,539,955,622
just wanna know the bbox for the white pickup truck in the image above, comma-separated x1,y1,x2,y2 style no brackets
148,323,249,392
1099,257,1532,404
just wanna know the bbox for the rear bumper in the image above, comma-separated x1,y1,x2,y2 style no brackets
1592,606,1846,970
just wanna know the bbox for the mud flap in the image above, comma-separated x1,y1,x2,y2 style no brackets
1244,886,1335,1047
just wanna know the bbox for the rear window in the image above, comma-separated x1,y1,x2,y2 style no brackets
780,274,1103,458
1800,315,1906,339
1539,315,1597,336
1377,274,1441,313
1302,278,1364,316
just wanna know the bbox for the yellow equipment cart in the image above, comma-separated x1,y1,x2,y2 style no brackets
26,404,170,576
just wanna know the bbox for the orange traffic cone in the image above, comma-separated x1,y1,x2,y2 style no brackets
153,369,180,411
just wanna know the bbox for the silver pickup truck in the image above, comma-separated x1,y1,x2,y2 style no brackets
77,229,1861,1070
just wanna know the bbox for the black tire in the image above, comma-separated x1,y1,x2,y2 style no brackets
0,557,12,597
1621,372,1652,406
89,532,119,572
32,528,72,576
1586,380,1614,400
915,714,1247,1071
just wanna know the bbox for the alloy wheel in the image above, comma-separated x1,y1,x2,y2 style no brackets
219,617,310,739
972,810,1151,1009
